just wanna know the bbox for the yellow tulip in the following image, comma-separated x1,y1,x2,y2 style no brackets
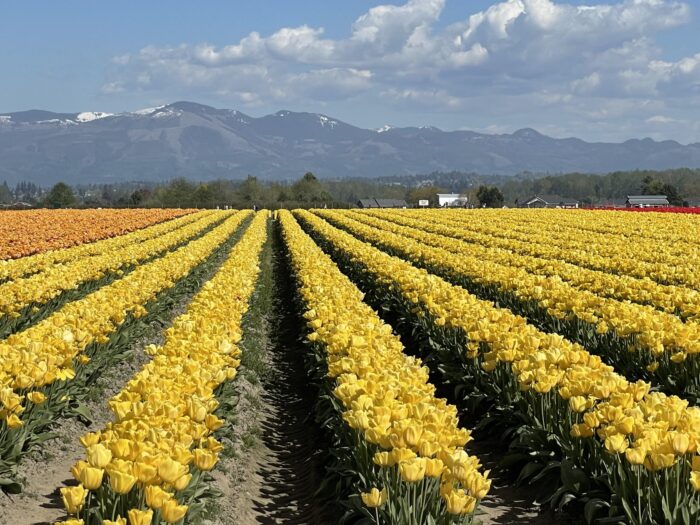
103,518,127,525
109,470,137,494
360,487,388,508
157,458,188,484
79,432,100,448
127,508,153,525
132,462,157,484
645,453,675,471
145,485,172,510
373,451,394,467
86,443,112,468
605,435,629,454
161,498,188,524
6,414,23,429
193,448,218,471
424,458,445,478
568,396,587,413
173,472,192,491
77,466,104,490
27,391,47,404
60,485,87,515
625,448,646,465
672,433,691,455
109,438,132,459
399,457,426,483
443,489,476,515
691,471,700,492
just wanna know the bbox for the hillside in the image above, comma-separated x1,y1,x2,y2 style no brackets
2,101,700,184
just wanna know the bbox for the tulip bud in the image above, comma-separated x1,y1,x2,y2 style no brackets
127,508,153,525
60,485,87,515
161,498,188,524
360,487,388,508
86,443,112,468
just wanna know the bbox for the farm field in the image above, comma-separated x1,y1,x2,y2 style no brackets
0,208,699,525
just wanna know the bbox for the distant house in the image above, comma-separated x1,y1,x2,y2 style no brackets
0,201,33,210
356,198,407,209
376,198,408,208
625,195,669,208
357,199,379,208
523,194,579,209
437,193,468,207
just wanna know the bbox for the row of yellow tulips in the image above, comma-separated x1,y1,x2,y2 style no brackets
0,211,246,430
318,211,700,373
295,210,700,524
55,212,268,525
0,211,222,321
444,207,700,250
362,209,700,322
0,210,200,282
436,208,700,290
280,210,490,524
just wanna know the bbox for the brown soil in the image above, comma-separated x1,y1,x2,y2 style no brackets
205,230,334,525
472,446,586,525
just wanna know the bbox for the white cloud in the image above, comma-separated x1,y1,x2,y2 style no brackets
102,0,700,141
646,115,680,124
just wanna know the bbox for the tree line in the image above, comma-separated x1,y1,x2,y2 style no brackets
12,173,343,209
2,167,698,209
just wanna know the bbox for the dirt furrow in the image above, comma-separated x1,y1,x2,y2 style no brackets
212,221,334,525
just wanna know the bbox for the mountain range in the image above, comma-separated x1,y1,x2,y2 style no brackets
1,101,700,185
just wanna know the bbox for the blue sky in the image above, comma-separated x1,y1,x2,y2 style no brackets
2,0,700,142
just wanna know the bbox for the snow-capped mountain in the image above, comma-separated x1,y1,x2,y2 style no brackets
1,101,699,184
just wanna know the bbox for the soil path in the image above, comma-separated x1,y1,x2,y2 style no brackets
474,444,585,525
211,222,335,525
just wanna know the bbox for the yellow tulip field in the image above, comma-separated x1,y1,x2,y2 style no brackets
1,207,699,524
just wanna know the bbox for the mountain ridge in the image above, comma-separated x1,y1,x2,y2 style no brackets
1,101,699,184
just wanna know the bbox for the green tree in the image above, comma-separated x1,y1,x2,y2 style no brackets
291,172,331,202
641,176,684,205
45,182,76,208
0,181,11,203
192,184,215,208
236,175,263,203
475,185,504,208
130,189,150,206
156,178,197,208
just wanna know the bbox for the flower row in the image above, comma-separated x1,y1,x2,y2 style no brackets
0,211,222,320
0,210,207,283
0,208,193,260
280,210,489,524
361,209,700,321
435,208,700,289
0,211,247,430
295,210,700,524
55,212,268,525
317,210,700,387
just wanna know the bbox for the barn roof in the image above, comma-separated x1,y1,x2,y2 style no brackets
357,198,407,208
375,198,407,208
357,199,379,208
626,195,669,205
524,194,579,205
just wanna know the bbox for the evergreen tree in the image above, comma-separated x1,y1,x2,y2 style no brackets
0,181,11,203
44,182,76,208
475,185,504,208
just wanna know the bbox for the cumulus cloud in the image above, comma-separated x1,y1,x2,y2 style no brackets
103,0,700,141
